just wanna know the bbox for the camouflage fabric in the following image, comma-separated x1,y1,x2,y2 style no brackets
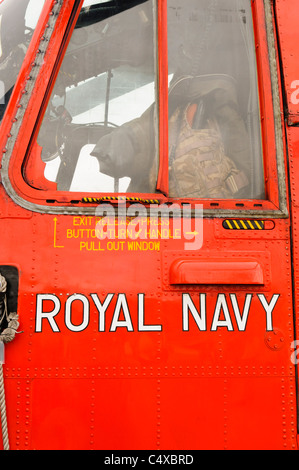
168,105,249,198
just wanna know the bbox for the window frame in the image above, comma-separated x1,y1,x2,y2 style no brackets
1,0,288,218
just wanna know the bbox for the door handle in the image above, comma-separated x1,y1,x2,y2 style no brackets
169,258,264,285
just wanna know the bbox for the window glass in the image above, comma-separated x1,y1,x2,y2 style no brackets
167,0,264,199
0,0,45,121
30,0,264,200
36,0,158,193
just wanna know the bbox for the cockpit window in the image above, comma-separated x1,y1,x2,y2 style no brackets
0,0,45,122
28,0,264,201
167,0,264,200
36,0,158,193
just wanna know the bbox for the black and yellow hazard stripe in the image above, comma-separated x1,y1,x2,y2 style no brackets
222,219,265,230
81,196,161,204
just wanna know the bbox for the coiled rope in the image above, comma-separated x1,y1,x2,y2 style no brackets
0,364,9,450
0,274,19,451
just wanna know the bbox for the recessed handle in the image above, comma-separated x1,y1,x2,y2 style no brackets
169,258,264,285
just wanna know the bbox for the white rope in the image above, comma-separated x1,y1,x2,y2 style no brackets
0,363,9,450
0,274,11,451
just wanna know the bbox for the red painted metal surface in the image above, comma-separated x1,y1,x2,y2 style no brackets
0,0,298,451
169,258,265,285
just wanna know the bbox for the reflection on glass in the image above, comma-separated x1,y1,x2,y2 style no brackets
0,0,45,122
35,0,264,200
38,0,157,193
167,0,264,199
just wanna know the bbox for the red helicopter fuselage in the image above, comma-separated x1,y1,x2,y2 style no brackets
0,0,298,451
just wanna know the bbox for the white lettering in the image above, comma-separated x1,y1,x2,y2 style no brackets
34,292,280,334
138,293,162,331
95,201,203,251
211,294,234,331
110,294,134,331
95,204,115,240
65,294,89,332
126,203,148,240
104,454,139,467
291,80,299,104
230,294,252,331
0,80,4,104
291,340,299,364
182,293,206,331
91,293,114,331
35,294,61,332
182,204,203,251
257,294,280,331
